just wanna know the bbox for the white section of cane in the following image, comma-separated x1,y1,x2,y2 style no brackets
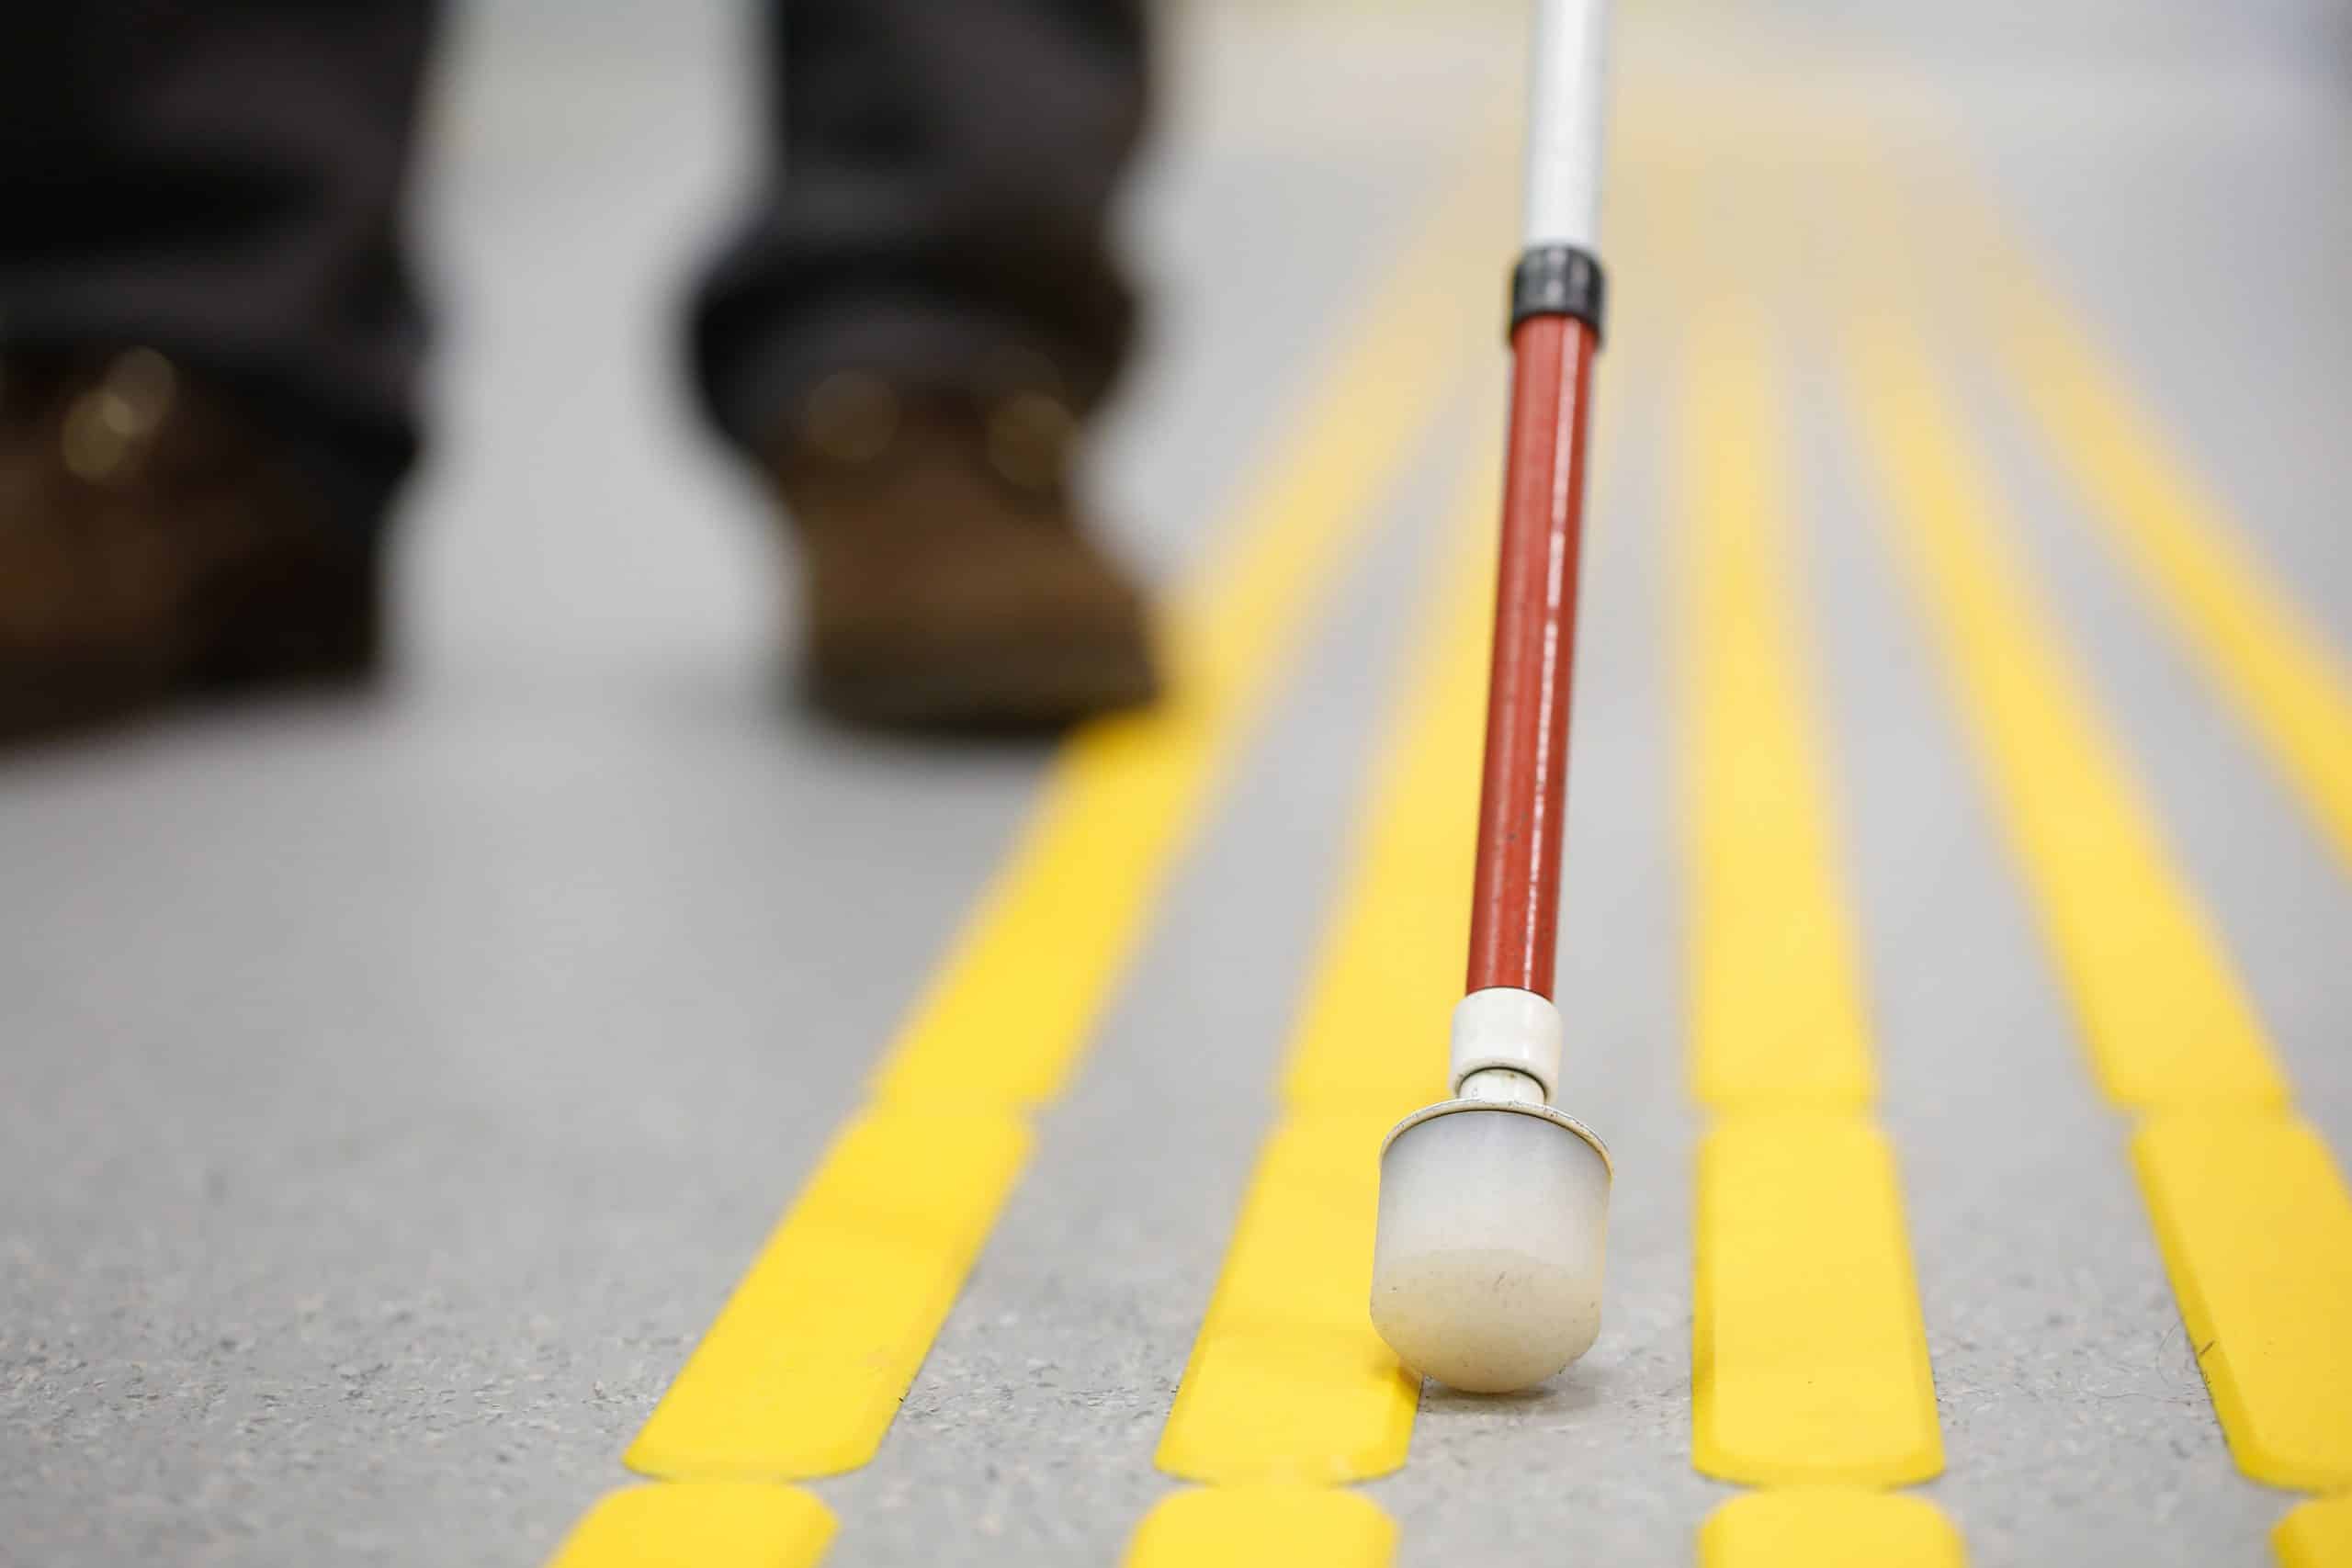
1450,987,1563,1102
1521,0,1612,250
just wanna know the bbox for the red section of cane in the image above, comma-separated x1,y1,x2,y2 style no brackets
1464,313,1599,1000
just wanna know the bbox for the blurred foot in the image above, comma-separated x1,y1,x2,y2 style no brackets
774,376,1159,732
0,348,379,746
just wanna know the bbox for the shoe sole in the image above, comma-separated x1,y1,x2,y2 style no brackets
804,654,1160,735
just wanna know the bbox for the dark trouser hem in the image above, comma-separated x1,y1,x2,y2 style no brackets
0,1,440,536
695,296,1126,464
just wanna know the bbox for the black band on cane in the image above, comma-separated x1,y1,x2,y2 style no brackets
1509,245,1606,342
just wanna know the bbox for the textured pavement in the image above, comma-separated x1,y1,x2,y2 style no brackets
5,3,2349,1565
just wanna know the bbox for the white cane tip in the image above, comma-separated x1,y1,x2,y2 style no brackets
1370,1102,1610,1394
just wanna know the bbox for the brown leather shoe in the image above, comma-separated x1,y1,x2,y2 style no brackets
775,375,1160,732
0,348,379,745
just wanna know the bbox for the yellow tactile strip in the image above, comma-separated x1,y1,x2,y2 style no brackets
1679,312,1875,1112
1153,1109,1421,1485
1274,484,1493,1121
1677,310,1949,1522
1849,302,2352,1521
1849,316,2288,1113
1131,447,1503,1560
626,1109,1031,1479
1125,1485,1397,1568
1995,258,2352,879
2132,1114,2352,1492
1694,1115,1943,1488
1700,1488,1967,1568
2274,1496,2352,1568
547,1483,836,1568
538,180,1498,1560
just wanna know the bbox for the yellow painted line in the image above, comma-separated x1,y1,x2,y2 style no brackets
1844,315,2290,1111
2132,1113,2352,1490
1124,1485,1396,1568
1676,309,1944,1493
1974,221,2352,878
1694,1113,1944,1486
2275,1496,2352,1568
627,1108,1029,1479
607,184,1500,1495
1156,451,1505,1489
1700,1488,1967,1568
547,1483,835,1568
1678,304,1874,1109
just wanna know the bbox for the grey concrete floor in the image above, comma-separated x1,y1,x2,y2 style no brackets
5,2,2349,1565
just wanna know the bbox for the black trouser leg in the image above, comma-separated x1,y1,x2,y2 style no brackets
0,4,440,533
691,0,1149,457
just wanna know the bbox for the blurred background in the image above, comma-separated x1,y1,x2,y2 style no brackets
4,2,2347,1564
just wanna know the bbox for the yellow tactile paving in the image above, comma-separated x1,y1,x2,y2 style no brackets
1275,482,1492,1120
1846,315,2290,1111
547,1483,836,1568
1970,215,2352,880
627,1108,1031,1479
1679,307,1875,1111
2275,1496,2352,1568
1155,1110,1421,1484
1700,1488,1967,1568
1135,432,1544,1563
1124,1486,1396,1568
2132,1114,2352,1490
1677,311,1946,1499
1151,450,1502,1497
1693,1113,1945,1487
545,105,2352,1566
